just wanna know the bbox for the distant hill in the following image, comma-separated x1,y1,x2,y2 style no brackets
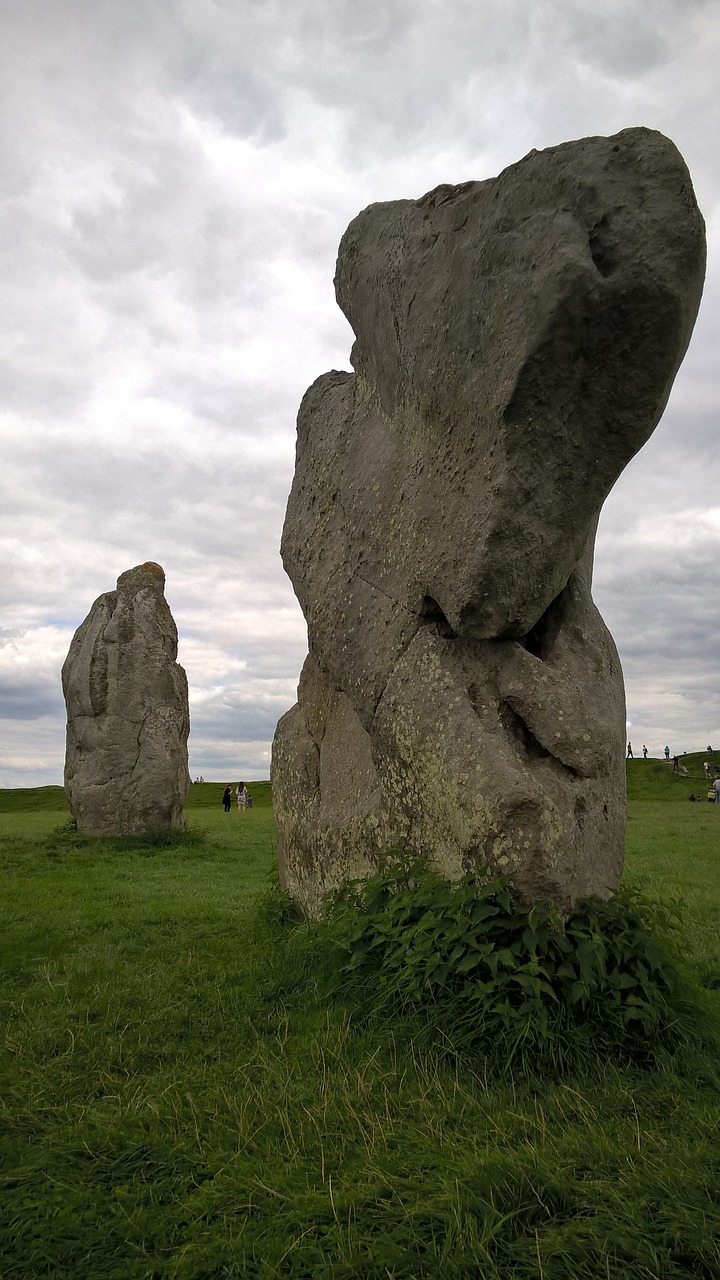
0,760,714,815
0,781,273,814
185,781,273,810
0,786,69,813
626,751,717,801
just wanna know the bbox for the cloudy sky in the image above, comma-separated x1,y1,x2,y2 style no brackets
1,0,718,787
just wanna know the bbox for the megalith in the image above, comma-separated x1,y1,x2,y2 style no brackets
272,127,706,916
62,562,190,835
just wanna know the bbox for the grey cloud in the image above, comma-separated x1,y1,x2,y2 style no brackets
547,1,670,78
0,0,717,783
186,743,272,783
188,691,291,744
0,677,64,721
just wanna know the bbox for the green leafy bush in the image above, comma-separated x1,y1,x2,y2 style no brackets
326,856,712,1068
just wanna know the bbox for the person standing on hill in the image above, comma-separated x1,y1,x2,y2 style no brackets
236,781,248,813
627,742,633,758
222,784,233,813
642,745,648,758
714,776,720,805
664,745,670,761
704,761,711,779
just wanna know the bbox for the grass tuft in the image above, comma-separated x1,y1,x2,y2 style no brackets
262,858,717,1077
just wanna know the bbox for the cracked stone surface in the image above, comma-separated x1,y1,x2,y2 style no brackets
62,562,190,835
272,127,706,915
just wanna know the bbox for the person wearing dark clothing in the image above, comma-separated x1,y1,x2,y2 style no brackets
222,785,233,813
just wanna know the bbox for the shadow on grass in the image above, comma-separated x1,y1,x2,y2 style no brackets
40,819,210,858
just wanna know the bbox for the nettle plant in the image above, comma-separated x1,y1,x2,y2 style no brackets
327,856,705,1065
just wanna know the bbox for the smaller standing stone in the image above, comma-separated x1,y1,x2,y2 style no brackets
62,562,190,835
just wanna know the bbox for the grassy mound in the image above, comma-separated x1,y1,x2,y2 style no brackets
185,779,272,811
0,785,68,813
627,750,717,801
0,780,273,815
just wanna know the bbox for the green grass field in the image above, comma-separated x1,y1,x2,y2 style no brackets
1,762,719,1278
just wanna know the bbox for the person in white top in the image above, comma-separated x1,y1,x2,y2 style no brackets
236,782,248,812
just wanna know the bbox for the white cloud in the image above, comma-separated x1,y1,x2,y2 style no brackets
0,0,718,784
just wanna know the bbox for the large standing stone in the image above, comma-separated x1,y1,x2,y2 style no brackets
273,128,706,916
62,562,190,835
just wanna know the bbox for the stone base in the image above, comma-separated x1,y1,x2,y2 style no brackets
273,557,626,918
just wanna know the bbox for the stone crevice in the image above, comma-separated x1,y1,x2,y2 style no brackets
499,698,581,780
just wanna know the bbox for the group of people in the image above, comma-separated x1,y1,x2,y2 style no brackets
222,782,251,813
689,785,720,801
626,743,649,759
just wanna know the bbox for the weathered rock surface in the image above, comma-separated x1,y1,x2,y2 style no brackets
273,127,706,916
62,562,190,835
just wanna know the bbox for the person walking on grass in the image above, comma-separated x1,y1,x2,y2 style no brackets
236,781,248,813
627,742,633,759
643,745,648,759
222,784,233,813
664,745,670,761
